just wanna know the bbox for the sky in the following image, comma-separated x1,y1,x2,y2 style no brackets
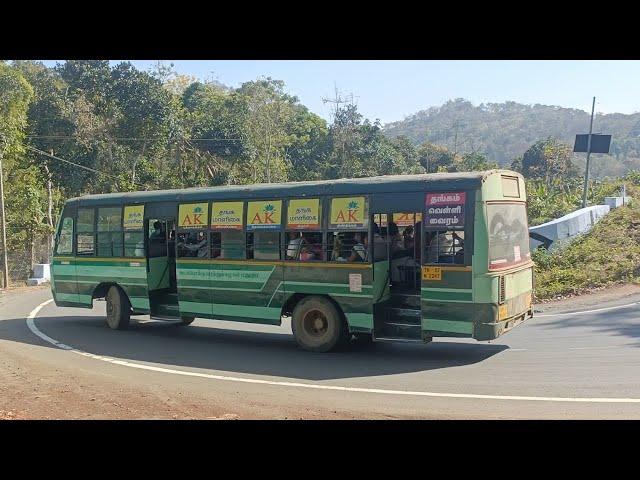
39,60,640,125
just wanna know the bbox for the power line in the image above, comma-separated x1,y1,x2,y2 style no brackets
25,145,152,189
26,135,243,142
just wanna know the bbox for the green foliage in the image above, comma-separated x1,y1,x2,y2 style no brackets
417,141,455,173
457,152,498,171
533,198,640,299
0,63,34,163
521,137,575,183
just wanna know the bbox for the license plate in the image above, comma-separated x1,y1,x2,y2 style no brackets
422,266,442,281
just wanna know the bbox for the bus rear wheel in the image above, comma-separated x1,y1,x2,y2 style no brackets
179,316,195,326
105,286,130,330
291,297,347,352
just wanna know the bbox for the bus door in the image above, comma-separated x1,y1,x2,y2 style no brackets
146,218,175,292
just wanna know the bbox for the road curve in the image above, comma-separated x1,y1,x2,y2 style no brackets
2,286,640,419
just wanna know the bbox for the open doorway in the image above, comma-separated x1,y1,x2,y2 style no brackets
146,218,177,294
374,212,422,293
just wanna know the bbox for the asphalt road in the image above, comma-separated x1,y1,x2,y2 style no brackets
2,286,640,419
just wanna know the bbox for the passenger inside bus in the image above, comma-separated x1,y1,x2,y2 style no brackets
286,232,304,259
150,221,163,240
372,223,387,261
426,230,464,264
387,221,404,256
299,244,317,261
286,232,322,261
347,232,368,262
148,221,168,257
178,231,208,258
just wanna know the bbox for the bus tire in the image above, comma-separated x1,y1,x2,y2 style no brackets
179,316,195,326
291,296,347,352
105,286,130,330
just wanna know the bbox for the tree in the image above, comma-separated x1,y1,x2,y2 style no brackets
284,104,329,181
456,152,499,172
0,63,44,276
417,141,455,173
13,61,70,256
237,78,298,183
521,137,576,183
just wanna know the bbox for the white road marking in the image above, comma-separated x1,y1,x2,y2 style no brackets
535,301,640,318
26,299,640,404
568,345,624,350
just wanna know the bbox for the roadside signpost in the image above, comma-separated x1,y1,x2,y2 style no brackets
574,97,612,208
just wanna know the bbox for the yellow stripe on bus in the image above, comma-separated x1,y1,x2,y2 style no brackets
176,259,371,269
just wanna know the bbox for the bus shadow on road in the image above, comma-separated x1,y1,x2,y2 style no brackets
2,315,509,381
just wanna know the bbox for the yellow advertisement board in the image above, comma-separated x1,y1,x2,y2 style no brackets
287,198,321,230
211,201,244,230
393,212,422,227
329,196,367,230
123,205,144,230
374,213,387,227
247,200,282,230
178,203,209,229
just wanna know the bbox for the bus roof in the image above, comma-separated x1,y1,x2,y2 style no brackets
67,170,520,207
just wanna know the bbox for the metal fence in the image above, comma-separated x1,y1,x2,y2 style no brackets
2,234,51,286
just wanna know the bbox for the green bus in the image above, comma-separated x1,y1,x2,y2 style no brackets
50,170,534,352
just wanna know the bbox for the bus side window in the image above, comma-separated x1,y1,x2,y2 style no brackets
76,208,95,256
425,230,464,264
211,231,245,259
124,231,145,257
285,231,323,261
56,217,74,255
177,231,208,258
248,232,281,260
97,207,123,257
327,231,368,262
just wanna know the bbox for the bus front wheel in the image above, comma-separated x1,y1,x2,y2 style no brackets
291,297,347,352
105,286,130,330
179,316,195,326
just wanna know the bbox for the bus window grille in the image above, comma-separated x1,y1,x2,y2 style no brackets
499,276,506,304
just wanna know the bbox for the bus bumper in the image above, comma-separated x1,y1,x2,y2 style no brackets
473,307,534,341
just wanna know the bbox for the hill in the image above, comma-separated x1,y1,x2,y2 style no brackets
383,99,640,177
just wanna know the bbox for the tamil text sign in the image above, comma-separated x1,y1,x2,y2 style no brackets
425,192,465,228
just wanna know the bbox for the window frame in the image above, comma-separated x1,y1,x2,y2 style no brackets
55,215,75,256
209,200,246,260
284,197,324,262
123,204,146,259
245,198,284,262
325,195,372,265
75,207,96,257
175,202,211,260
97,206,123,258
421,190,474,267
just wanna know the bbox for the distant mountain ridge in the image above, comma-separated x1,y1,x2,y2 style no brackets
383,99,640,177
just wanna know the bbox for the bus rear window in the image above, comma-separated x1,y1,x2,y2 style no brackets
487,203,530,270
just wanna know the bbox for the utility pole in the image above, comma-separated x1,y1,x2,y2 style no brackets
323,85,354,169
322,84,350,122
0,135,9,289
581,97,596,208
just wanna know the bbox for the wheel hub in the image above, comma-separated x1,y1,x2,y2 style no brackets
303,310,328,337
